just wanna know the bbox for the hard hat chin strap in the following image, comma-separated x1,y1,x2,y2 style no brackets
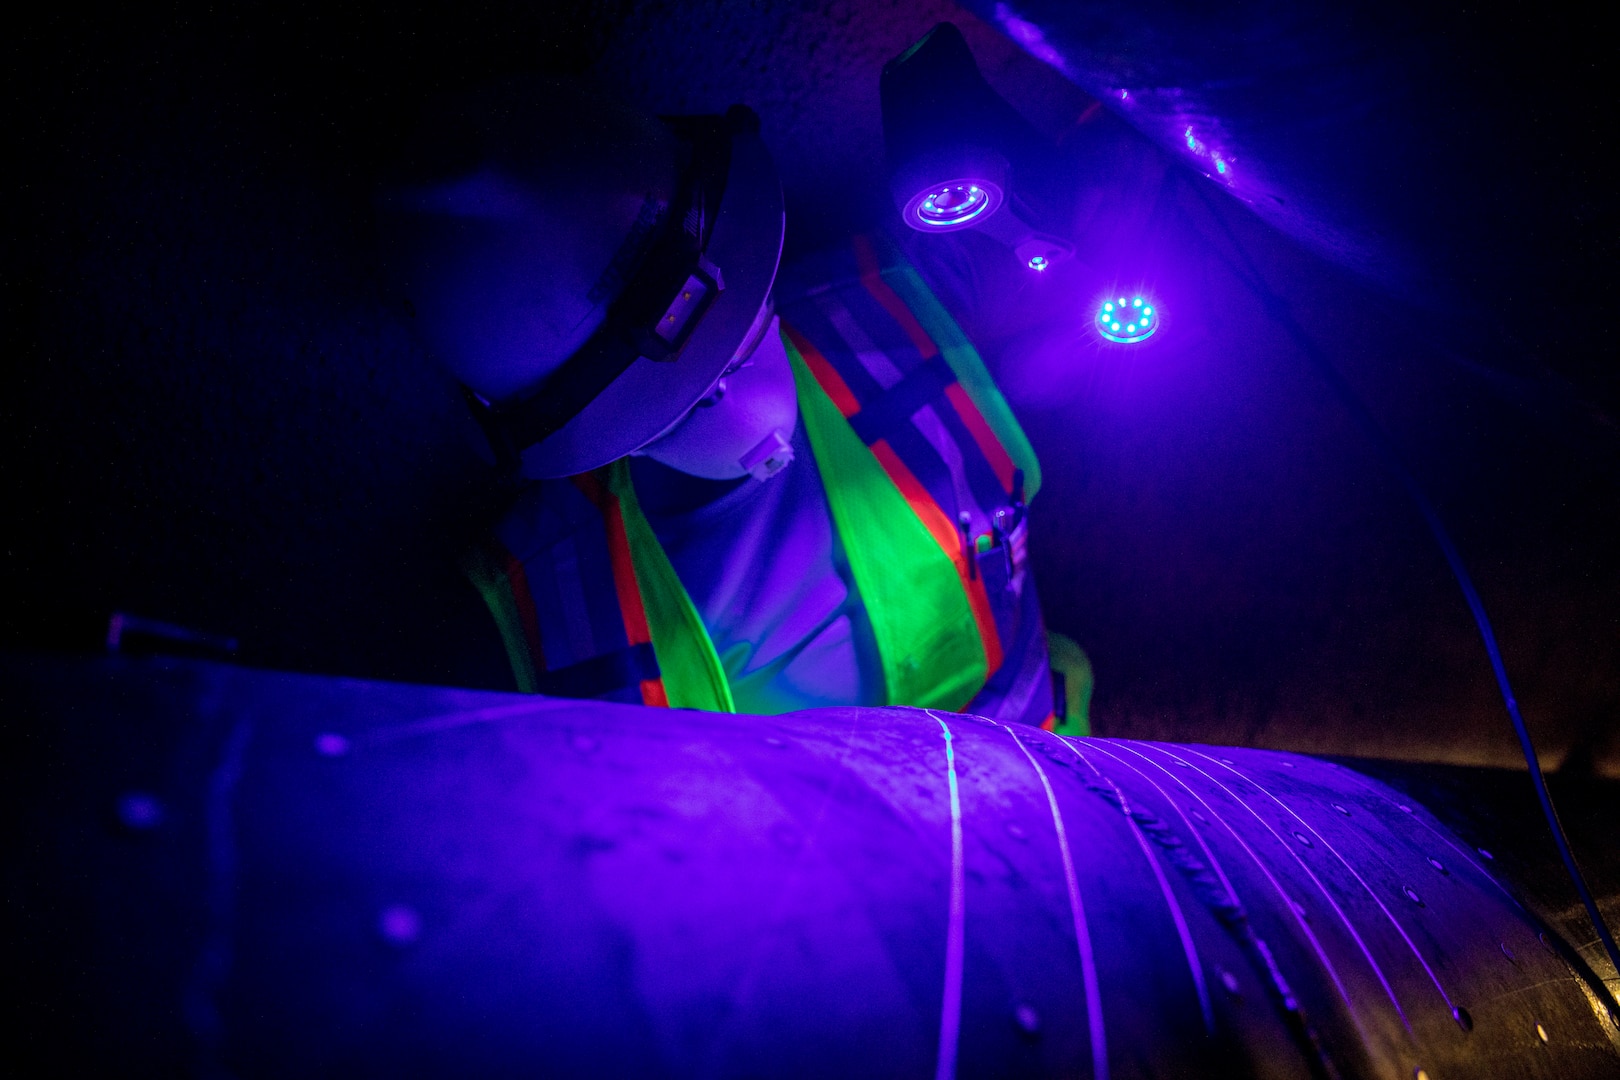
465,109,759,470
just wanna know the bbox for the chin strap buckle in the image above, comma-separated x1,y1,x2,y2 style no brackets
740,429,794,482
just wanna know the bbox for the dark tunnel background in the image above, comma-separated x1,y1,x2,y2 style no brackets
3,1,1617,775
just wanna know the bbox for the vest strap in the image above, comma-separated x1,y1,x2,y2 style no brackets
778,234,1054,703
570,470,671,707
591,461,735,713
786,335,989,711
847,357,955,447
854,236,1041,501
460,538,544,694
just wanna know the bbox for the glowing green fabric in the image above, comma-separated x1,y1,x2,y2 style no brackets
605,458,736,713
879,260,1041,500
784,344,987,711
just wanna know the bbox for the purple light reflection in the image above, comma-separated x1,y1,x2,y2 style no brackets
992,3,1075,76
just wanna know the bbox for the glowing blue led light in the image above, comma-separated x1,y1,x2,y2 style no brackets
1096,294,1160,343
1215,158,1228,175
915,183,991,227
1027,255,1049,271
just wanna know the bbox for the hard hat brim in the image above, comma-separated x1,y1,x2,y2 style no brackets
517,133,786,478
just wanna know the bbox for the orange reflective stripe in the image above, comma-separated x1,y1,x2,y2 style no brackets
801,246,1022,498
573,472,670,707
961,571,1004,681
944,382,1018,495
792,258,1013,692
854,234,940,361
639,678,670,708
871,439,1004,680
572,472,651,647
783,321,860,418
870,439,960,555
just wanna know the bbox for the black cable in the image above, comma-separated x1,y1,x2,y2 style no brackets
1184,180,1620,985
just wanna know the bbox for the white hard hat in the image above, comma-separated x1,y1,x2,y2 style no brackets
378,79,785,478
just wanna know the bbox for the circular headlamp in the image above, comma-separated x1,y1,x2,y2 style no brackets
916,183,990,226
1096,296,1158,344
901,176,1004,233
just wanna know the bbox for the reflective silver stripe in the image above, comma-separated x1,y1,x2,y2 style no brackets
815,291,906,389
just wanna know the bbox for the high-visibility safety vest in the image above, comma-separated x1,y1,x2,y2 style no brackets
464,235,1056,728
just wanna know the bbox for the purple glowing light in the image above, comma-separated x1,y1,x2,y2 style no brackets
378,904,422,946
992,3,1075,76
315,732,351,757
915,184,990,227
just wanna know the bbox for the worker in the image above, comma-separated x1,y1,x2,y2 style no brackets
378,78,1090,731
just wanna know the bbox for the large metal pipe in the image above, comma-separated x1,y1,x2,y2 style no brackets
5,654,1617,1077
